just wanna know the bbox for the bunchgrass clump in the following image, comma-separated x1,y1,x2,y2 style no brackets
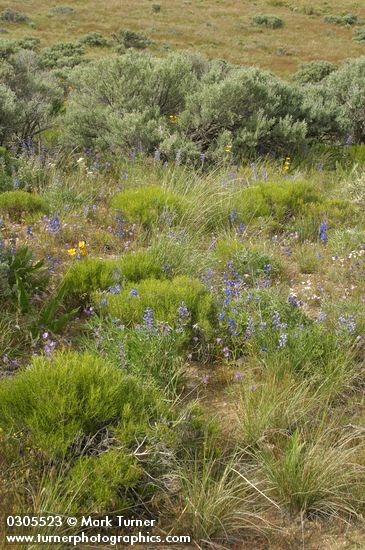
256,426,364,517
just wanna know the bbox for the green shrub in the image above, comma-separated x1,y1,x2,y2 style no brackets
252,14,284,29
0,8,29,23
324,14,358,26
48,6,75,16
64,450,142,512
62,249,166,301
0,351,166,458
293,61,337,85
0,51,62,147
79,31,108,47
353,27,365,42
111,185,188,228
114,29,151,49
39,42,85,69
94,275,217,335
0,190,48,220
235,180,323,226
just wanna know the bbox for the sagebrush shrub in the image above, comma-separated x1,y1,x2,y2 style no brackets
114,29,151,49
293,61,337,84
48,6,75,16
0,190,48,220
79,31,108,47
0,8,29,23
324,14,358,26
39,42,85,69
111,185,188,228
252,15,284,29
353,28,365,42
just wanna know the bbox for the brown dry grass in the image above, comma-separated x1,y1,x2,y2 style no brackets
1,0,365,75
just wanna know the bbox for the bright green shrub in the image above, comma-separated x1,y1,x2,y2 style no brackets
111,185,187,228
252,14,284,28
64,450,142,512
0,351,166,458
0,190,48,220
62,257,120,300
94,276,217,334
235,180,323,226
62,249,166,301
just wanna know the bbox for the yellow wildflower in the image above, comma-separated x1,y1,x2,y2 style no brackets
225,144,232,153
168,114,178,124
78,241,87,256
67,248,77,257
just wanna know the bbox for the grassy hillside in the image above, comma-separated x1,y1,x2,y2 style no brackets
1,0,365,74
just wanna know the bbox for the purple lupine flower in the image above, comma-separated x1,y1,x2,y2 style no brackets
272,311,282,330
46,213,61,235
143,307,157,334
278,333,288,348
245,316,255,340
319,221,328,242
223,347,230,358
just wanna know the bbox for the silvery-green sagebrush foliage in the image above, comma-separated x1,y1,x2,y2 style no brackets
62,51,308,161
0,50,62,147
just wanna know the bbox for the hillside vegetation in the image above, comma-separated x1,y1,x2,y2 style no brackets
1,0,365,74
0,3,365,550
